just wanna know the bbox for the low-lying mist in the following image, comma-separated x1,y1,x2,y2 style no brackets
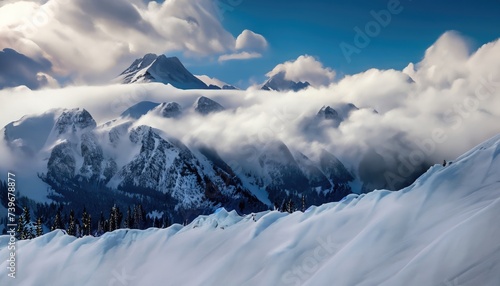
0,32,499,192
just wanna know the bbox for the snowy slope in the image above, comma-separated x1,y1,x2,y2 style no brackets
2,134,500,286
119,101,159,119
3,109,63,154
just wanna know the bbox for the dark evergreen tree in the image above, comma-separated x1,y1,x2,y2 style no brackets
162,215,171,228
97,211,105,235
23,206,31,225
108,205,123,232
153,217,160,228
125,206,134,229
114,205,123,230
81,207,91,236
67,209,76,236
16,215,25,240
109,206,116,232
51,210,63,231
133,204,146,229
88,214,92,236
36,217,43,237
17,206,34,239
302,195,306,212
286,199,295,213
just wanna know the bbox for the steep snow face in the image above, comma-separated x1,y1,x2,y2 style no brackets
119,53,158,76
3,109,62,154
262,71,310,92
120,101,160,119
4,107,96,157
318,149,354,184
120,101,183,119
2,134,500,286
118,54,208,89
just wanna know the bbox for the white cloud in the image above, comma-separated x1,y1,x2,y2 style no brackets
0,32,499,191
0,0,248,83
218,30,268,62
266,55,336,87
218,52,262,62
235,29,268,52
403,31,472,88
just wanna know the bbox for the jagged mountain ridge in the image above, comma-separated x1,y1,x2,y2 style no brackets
117,54,209,90
118,53,319,92
3,100,355,223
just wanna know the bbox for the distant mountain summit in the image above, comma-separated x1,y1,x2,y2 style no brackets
261,71,310,92
117,53,209,90
195,96,225,115
196,75,237,90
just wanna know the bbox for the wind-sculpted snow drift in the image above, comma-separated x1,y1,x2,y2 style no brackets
2,134,500,286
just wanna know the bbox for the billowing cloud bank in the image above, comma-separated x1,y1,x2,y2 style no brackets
265,55,336,87
0,32,499,191
0,0,267,84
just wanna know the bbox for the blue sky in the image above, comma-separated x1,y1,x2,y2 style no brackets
184,0,500,87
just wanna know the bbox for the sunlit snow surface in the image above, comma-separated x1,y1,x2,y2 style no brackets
1,135,500,286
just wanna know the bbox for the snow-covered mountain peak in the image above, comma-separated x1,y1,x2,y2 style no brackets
261,71,310,92
117,54,208,90
194,96,225,115
155,102,182,118
53,108,96,135
119,53,158,76
317,106,342,121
